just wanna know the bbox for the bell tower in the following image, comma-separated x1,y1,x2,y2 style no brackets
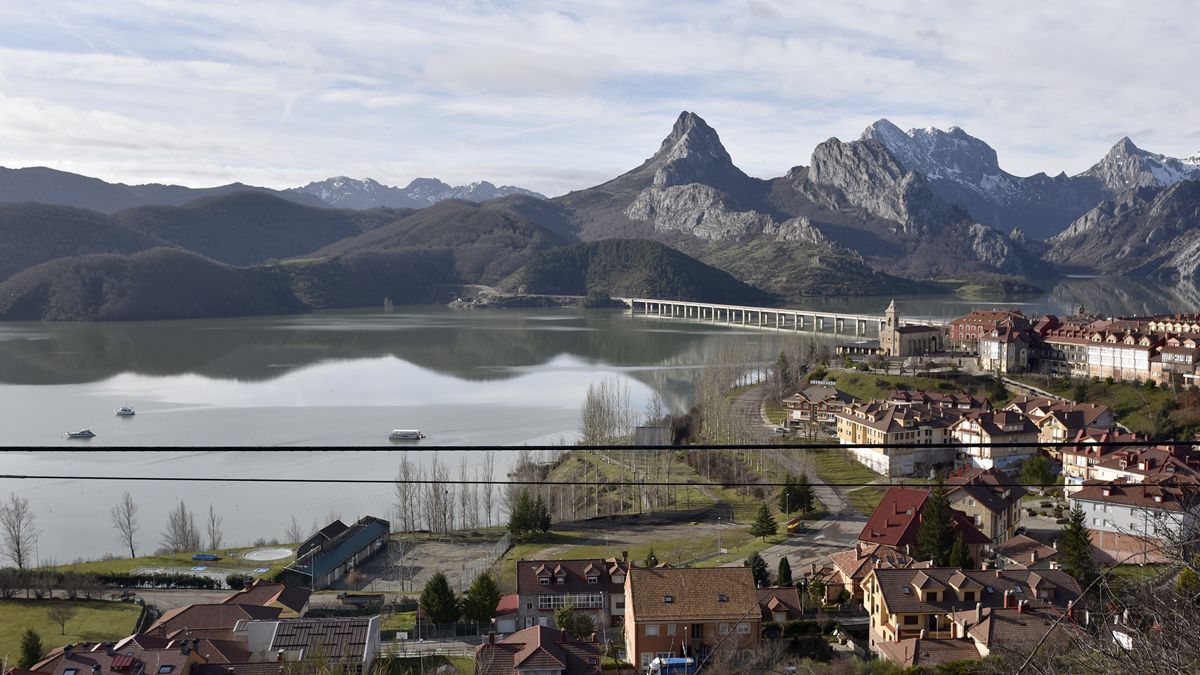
881,299,898,356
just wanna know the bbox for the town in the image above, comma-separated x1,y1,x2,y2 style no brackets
2,302,1199,675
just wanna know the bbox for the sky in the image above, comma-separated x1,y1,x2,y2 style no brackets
0,1,1197,197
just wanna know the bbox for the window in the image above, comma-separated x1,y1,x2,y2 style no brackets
539,577,550,585
646,625,660,636
718,594,729,602
719,623,730,635
159,668,175,674
736,623,751,635
587,576,599,584
556,577,565,585
663,595,673,603
904,615,919,625
525,603,533,610
667,624,676,636
64,670,78,675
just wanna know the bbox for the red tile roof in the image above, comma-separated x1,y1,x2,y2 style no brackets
859,487,990,548
474,626,600,675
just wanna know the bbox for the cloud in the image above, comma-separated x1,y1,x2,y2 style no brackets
0,1,1196,194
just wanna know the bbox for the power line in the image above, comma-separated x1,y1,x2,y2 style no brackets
0,439,1187,452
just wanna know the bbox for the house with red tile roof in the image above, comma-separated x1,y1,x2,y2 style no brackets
858,487,991,564
992,534,1058,571
825,543,932,602
514,556,629,642
473,626,600,675
1068,474,1200,564
32,640,210,675
145,604,282,642
222,581,311,618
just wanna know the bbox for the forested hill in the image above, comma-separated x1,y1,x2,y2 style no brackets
501,238,774,305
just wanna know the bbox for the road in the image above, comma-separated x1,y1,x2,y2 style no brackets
723,385,866,571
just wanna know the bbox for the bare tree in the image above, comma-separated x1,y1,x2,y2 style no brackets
284,516,306,544
206,504,223,551
578,377,636,444
458,456,474,529
421,455,451,532
110,491,139,558
482,451,495,527
0,493,38,570
160,501,201,553
47,603,77,635
393,456,419,532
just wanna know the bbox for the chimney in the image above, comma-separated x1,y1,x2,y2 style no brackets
919,629,927,639
622,551,628,564
1067,600,1075,621
975,602,982,624
1030,550,1038,563
276,649,285,663
181,641,190,656
487,632,496,646
92,666,101,675
980,561,989,571
106,644,116,657
1003,590,1011,609
65,645,75,659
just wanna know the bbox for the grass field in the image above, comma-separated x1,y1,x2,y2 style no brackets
1015,375,1182,435
383,655,474,674
57,544,294,579
828,371,995,403
0,599,142,661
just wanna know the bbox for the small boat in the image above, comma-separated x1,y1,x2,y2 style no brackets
115,406,136,417
66,429,96,439
389,429,426,441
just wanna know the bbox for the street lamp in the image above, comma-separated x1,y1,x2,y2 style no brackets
717,516,721,554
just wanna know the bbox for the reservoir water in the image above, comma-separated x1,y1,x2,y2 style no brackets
0,277,1188,562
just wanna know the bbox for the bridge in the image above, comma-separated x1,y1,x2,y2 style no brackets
615,297,944,337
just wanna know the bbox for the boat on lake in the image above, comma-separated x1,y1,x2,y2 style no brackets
66,429,96,439
388,429,426,441
115,406,136,416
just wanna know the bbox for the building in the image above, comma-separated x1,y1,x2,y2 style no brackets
234,617,382,674
879,301,944,358
951,410,1040,470
992,534,1058,571
145,604,283,641
222,581,311,618
948,310,1030,353
944,467,1027,546
281,516,389,590
493,594,519,635
474,626,601,675
624,567,760,670
835,402,958,476
886,390,988,412
783,382,853,436
756,587,804,624
1003,396,1114,455
862,567,1082,657
978,323,1032,374
32,641,213,675
1087,445,1200,485
858,487,991,564
515,557,629,640
1068,475,1200,564
825,543,932,602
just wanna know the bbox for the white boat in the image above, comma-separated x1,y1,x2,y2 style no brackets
388,429,426,441
66,429,96,439
115,406,136,417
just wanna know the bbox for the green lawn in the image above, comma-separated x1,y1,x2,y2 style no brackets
383,610,416,632
0,599,142,661
57,543,295,576
1015,376,1183,435
846,486,888,516
807,448,883,484
381,655,474,674
764,400,788,426
827,371,994,403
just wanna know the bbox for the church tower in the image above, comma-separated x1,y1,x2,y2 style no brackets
881,299,898,356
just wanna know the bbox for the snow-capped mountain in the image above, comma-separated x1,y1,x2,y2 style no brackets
289,176,545,209
1079,137,1200,192
860,119,1105,240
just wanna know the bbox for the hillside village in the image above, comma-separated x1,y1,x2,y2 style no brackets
3,304,1200,674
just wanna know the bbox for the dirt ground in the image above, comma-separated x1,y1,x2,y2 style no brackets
344,539,499,595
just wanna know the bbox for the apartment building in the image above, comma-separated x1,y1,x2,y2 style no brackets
624,567,760,670
1068,475,1200,564
944,467,1026,546
835,402,958,477
950,410,1039,471
783,382,853,436
515,557,630,640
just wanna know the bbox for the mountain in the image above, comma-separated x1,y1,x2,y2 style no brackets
0,166,326,213
313,196,575,285
290,176,546,209
501,238,772,304
1047,180,1200,281
112,192,401,266
1078,137,1200,193
860,120,1107,240
0,202,166,281
0,248,306,321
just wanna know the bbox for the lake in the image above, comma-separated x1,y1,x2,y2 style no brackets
0,276,1188,563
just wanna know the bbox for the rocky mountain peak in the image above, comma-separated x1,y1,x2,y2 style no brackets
651,111,734,167
627,111,749,191
1080,136,1200,193
860,120,1001,182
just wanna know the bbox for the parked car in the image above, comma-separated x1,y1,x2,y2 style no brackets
774,426,788,435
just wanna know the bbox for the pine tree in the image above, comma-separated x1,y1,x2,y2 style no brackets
948,532,972,569
796,473,814,512
916,483,954,566
644,547,659,567
19,628,43,668
747,551,770,588
777,556,793,587
461,572,501,626
750,503,778,541
419,572,460,626
508,490,537,536
534,495,552,533
1058,505,1098,585
778,474,800,514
